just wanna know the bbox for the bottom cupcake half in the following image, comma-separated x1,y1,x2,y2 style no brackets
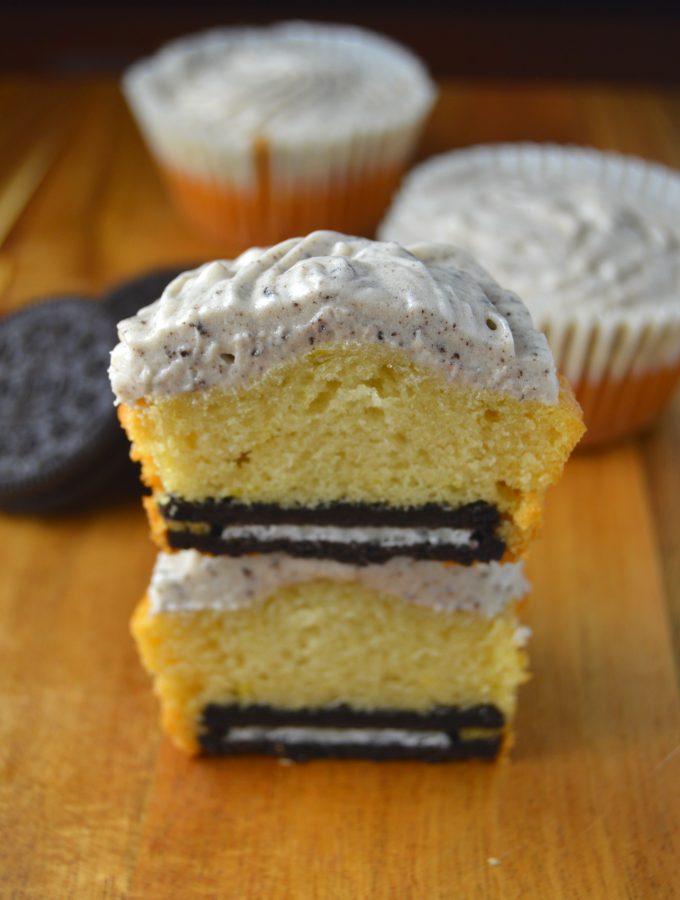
132,555,530,760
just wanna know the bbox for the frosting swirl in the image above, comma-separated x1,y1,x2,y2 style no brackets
109,231,558,405
124,22,434,144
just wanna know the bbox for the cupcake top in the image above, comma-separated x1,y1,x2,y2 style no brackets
109,230,558,406
380,145,680,324
123,22,434,145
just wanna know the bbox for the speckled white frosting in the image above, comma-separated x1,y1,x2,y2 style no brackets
380,145,680,381
123,22,435,187
148,550,529,617
109,231,558,405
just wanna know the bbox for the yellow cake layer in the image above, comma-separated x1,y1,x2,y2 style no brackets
120,344,583,557
132,580,529,754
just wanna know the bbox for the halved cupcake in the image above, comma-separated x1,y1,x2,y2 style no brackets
110,232,583,760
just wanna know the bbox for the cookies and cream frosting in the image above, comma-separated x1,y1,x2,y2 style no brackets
123,23,435,184
127,23,433,140
109,231,558,405
380,156,680,321
149,550,529,617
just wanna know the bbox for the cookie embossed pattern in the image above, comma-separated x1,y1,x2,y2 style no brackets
0,268,189,514
0,297,128,513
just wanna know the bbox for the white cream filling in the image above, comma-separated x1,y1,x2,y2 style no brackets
149,550,529,617
110,232,558,406
219,523,474,548
225,726,451,749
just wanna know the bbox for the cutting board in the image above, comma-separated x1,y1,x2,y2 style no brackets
1,78,679,898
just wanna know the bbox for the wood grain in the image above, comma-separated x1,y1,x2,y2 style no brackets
1,77,679,899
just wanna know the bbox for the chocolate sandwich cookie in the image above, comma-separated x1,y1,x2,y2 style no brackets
159,497,506,565
104,265,193,323
0,297,133,514
199,703,504,761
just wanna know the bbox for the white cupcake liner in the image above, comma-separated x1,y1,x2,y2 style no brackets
380,144,680,425
123,22,435,192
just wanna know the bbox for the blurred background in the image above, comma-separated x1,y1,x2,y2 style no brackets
2,0,679,82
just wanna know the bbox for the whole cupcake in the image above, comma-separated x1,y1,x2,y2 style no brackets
124,22,435,254
380,143,680,446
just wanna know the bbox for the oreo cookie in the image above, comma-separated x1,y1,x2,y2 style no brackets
199,703,504,761
104,265,193,323
0,296,132,514
0,264,197,514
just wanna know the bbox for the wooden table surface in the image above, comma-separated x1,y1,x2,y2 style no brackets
1,77,680,899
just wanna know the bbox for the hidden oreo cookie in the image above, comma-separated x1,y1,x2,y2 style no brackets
0,296,131,514
104,265,192,323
